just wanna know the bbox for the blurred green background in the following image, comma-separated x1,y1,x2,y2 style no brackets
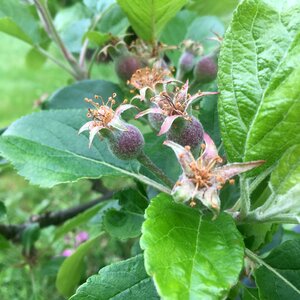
0,33,70,128
0,32,126,300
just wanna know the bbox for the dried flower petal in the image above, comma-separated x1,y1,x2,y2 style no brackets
164,133,264,213
136,80,217,135
79,94,136,148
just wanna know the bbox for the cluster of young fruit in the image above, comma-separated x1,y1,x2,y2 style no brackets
78,38,262,213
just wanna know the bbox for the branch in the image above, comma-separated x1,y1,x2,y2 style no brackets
33,0,87,80
0,192,113,242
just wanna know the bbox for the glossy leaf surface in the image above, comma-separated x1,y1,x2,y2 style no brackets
70,254,159,300
44,80,123,109
117,0,187,41
0,109,171,193
141,194,244,300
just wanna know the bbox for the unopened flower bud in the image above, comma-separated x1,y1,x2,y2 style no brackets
178,40,203,81
108,124,144,160
166,117,204,150
115,55,145,82
194,55,218,84
179,51,195,73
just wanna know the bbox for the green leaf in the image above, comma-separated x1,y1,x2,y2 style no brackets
0,201,7,221
243,287,259,300
160,10,197,65
268,145,300,196
186,16,224,55
255,240,300,300
199,84,221,146
56,233,103,297
98,4,129,36
104,188,148,239
0,235,10,250
0,110,137,187
0,0,42,44
25,47,47,70
53,2,92,53
0,110,169,193
60,19,91,53
143,132,180,182
21,223,40,255
161,13,224,65
54,201,112,241
140,194,244,300
117,0,187,41
161,10,224,65
84,0,115,13
161,10,197,46
218,0,300,174
238,223,277,251
186,0,239,19
54,2,91,32
249,145,300,222
70,254,159,300
84,31,110,47
44,80,123,109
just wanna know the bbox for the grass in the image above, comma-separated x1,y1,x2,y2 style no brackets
0,33,71,128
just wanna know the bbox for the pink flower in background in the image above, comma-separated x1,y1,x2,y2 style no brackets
62,249,75,257
75,231,89,246
61,231,89,257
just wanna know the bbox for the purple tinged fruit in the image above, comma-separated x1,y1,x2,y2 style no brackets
166,117,204,150
148,111,166,132
179,51,195,73
108,125,145,160
194,55,218,84
115,55,144,82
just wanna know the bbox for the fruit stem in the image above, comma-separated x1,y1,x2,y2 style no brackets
35,46,78,78
245,248,300,295
137,152,174,188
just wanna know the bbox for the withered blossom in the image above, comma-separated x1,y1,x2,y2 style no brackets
78,94,136,148
135,80,217,135
128,67,176,101
164,133,264,214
